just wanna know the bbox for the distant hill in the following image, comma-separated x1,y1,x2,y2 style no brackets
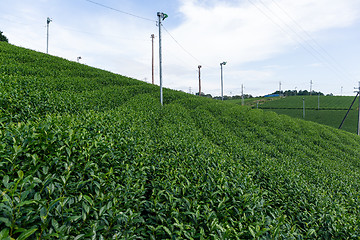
1,42,360,239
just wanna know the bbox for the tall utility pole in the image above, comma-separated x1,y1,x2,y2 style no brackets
157,12,168,106
241,84,244,106
303,98,305,119
151,34,155,85
339,84,359,132
198,65,202,96
279,81,282,97
220,62,227,101
46,17,52,54
357,82,360,135
310,80,313,95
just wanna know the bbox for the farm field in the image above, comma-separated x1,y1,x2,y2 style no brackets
254,96,359,134
265,108,358,134
1,42,360,239
259,95,356,109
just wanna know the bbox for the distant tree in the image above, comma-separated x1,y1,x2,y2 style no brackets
0,31,8,42
195,92,212,98
271,89,324,96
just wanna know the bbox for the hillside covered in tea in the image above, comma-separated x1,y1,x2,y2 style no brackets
1,42,360,239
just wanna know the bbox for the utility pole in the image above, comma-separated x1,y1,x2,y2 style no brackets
198,65,202,96
151,34,155,85
157,12,168,106
310,80,313,95
279,81,282,97
303,98,305,119
241,84,244,106
46,17,52,54
339,84,359,132
357,82,360,135
220,62,227,101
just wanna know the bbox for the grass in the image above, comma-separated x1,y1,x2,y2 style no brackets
258,95,357,109
1,42,360,239
229,96,359,134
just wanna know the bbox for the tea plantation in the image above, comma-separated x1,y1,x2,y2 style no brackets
1,42,360,239
256,96,359,134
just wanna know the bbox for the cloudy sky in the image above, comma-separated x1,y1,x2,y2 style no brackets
1,0,360,97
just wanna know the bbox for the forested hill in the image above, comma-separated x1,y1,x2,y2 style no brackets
1,42,360,239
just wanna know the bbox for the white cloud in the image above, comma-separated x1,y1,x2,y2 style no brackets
159,0,360,96
1,0,360,96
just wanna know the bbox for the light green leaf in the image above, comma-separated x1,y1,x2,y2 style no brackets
83,195,93,206
17,170,24,180
0,228,10,239
2,176,9,188
162,226,172,236
16,200,36,208
17,228,37,240
74,234,85,240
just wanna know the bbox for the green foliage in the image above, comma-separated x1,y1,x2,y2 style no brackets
0,31,8,43
1,42,360,239
256,96,359,134
259,95,356,110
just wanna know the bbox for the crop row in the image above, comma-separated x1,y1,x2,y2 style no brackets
1,42,360,239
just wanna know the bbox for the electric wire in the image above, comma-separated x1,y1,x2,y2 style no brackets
270,0,354,82
84,0,204,72
161,24,203,66
85,0,156,22
249,0,353,83
262,0,353,82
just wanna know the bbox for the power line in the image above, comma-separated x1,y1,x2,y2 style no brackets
248,0,354,83
162,24,203,65
85,0,156,22
269,0,354,82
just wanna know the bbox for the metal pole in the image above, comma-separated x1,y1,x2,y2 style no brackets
46,17,51,54
198,65,202,96
339,92,358,130
358,82,360,135
279,81,281,97
303,98,305,119
220,62,226,101
242,87,244,105
157,13,164,105
221,64,223,101
151,34,155,85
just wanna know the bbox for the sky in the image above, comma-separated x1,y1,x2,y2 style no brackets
1,0,360,97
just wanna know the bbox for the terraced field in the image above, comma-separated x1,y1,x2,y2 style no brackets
230,96,359,134
1,42,360,239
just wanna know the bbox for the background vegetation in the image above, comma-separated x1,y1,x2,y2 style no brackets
1,42,360,239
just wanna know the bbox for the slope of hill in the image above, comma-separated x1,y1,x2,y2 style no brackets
1,42,360,239
255,96,359,134
259,95,356,110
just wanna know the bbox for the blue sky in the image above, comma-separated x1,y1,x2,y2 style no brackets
1,0,360,97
